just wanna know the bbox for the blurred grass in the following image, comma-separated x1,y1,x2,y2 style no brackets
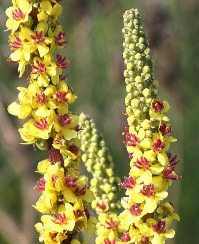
174,1,199,243
0,0,199,243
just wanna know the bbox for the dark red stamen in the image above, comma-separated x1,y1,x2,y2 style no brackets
84,208,91,220
56,91,68,103
120,176,135,189
104,239,116,244
123,127,139,147
74,125,81,132
56,53,70,69
30,30,45,45
159,122,172,136
60,74,68,80
10,35,22,50
167,152,179,166
130,203,141,216
99,203,107,211
35,118,48,130
32,60,46,74
56,31,68,46
12,8,24,21
50,233,57,241
152,220,166,234
129,153,133,160
68,144,79,155
141,237,150,244
53,213,67,224
121,232,131,242
152,99,164,113
65,175,78,188
136,157,150,170
153,139,166,153
36,91,47,103
35,178,46,192
74,209,84,219
105,218,118,230
58,114,72,127
52,175,59,187
74,186,86,196
141,184,155,196
163,166,178,180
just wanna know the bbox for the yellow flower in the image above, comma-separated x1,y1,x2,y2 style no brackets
41,203,76,233
8,82,57,119
30,55,59,87
96,234,119,244
37,1,62,22
152,133,170,167
48,25,68,52
6,0,32,33
8,100,32,120
63,173,94,203
151,230,175,244
44,164,65,192
35,222,67,244
156,202,180,226
149,99,170,121
61,139,81,160
54,113,79,140
34,191,57,214
20,23,52,58
96,213,123,239
37,159,52,174
9,33,31,77
128,224,143,243
54,81,77,114
131,184,168,214
52,133,67,151
11,86,32,118
119,201,144,228
152,175,170,192
29,82,56,117
130,156,164,185
138,218,175,244
19,114,54,144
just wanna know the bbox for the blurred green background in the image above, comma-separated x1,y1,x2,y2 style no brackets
0,0,198,243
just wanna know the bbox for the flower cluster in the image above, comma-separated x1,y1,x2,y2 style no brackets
6,0,95,243
78,113,122,244
119,9,180,243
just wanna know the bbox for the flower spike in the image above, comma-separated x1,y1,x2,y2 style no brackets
6,1,96,243
119,8,180,244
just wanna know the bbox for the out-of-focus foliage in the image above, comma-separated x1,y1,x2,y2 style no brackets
174,1,199,243
0,0,198,243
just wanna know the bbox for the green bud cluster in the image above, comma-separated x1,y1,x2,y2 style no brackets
123,9,160,125
78,113,121,214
